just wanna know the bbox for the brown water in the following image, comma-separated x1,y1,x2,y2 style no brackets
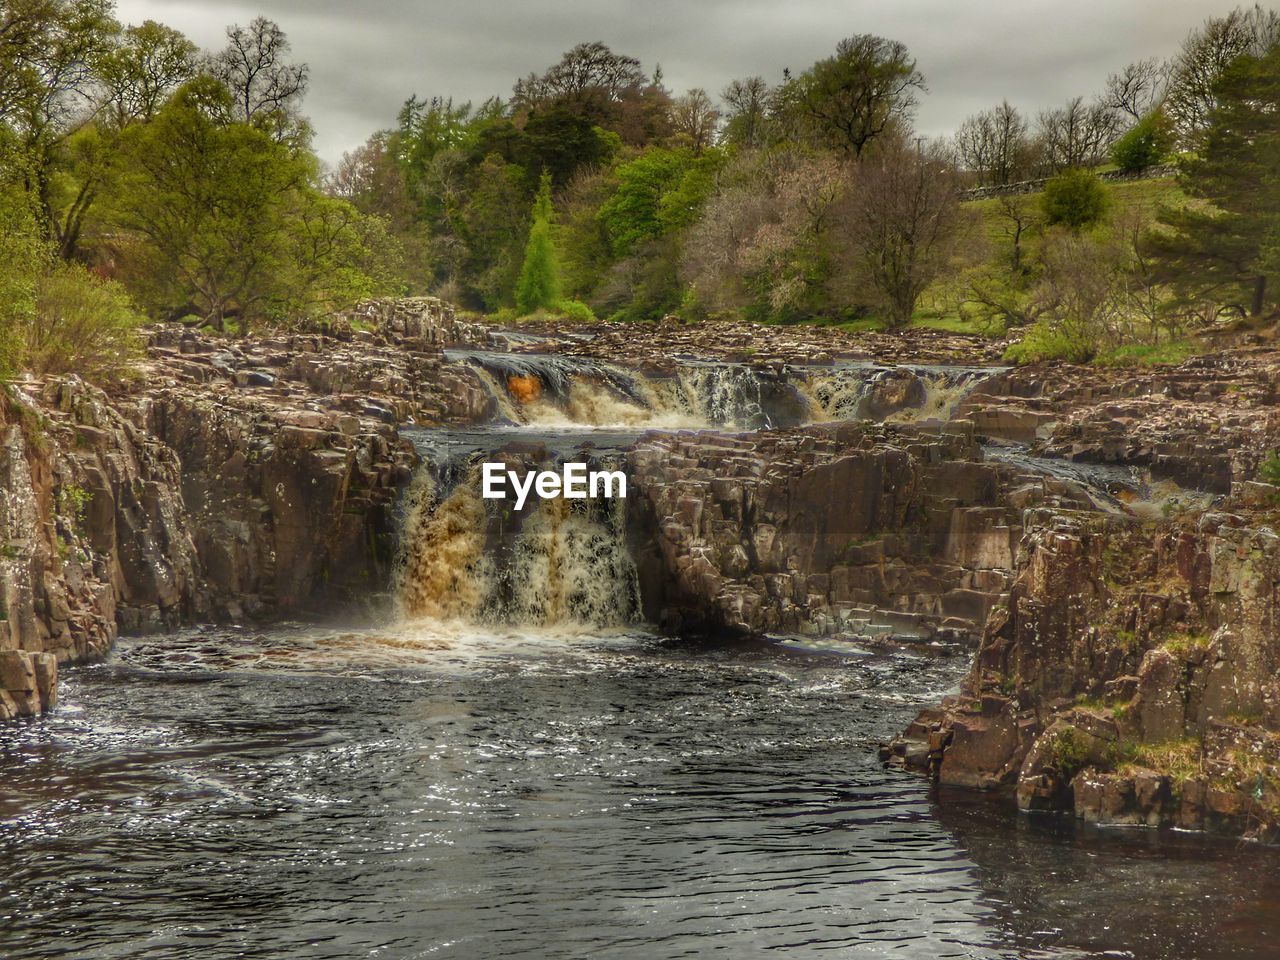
0,623,1277,959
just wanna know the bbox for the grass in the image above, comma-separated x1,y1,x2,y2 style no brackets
1116,737,1203,785
1094,340,1200,367
1163,632,1212,657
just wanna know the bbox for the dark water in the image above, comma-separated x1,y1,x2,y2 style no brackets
0,624,1277,959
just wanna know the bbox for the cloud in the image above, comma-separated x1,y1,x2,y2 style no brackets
115,0,1226,165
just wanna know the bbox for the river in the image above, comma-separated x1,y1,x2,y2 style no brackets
1,622,1277,959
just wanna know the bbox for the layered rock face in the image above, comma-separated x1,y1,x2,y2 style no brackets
880,346,1280,842
889,507,1280,842
625,420,1102,642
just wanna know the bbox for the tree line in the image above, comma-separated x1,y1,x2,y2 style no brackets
3,0,1280,380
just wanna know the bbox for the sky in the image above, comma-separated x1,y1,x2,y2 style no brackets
115,0,1240,166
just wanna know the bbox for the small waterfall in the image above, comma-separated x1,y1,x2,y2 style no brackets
800,364,1000,423
676,365,770,429
397,459,639,627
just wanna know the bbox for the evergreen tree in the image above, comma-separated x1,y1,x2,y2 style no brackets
515,170,562,313
1149,46,1280,318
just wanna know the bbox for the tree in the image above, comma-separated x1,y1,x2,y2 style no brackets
515,170,562,313
97,19,197,126
511,41,647,129
0,0,119,250
1035,97,1121,171
0,157,42,379
107,76,323,328
210,17,309,143
1110,110,1171,172
684,147,841,321
668,88,719,151
1148,45,1280,318
1104,58,1169,125
831,138,966,327
721,76,770,146
1041,168,1109,229
1165,4,1280,144
955,101,1030,186
788,35,925,158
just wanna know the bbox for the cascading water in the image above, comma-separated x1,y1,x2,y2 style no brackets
799,364,1001,423
397,458,640,628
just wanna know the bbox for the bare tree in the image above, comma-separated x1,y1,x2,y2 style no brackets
721,75,770,146
1165,4,1280,143
1104,57,1168,124
832,138,967,327
1035,97,1121,171
210,16,309,139
955,101,1029,186
668,87,719,151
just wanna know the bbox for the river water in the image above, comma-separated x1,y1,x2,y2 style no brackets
1,623,1277,959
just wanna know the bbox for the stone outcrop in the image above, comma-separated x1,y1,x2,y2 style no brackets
625,420,1102,643
885,505,1280,842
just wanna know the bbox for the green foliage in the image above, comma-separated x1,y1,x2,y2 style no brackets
26,261,143,377
1041,168,1110,229
1003,319,1097,364
1048,725,1094,779
57,482,90,522
1261,452,1280,486
1111,111,1172,173
108,77,394,328
552,299,596,322
515,171,562,313
597,148,722,257
1093,340,1198,367
1148,46,1280,318
0,166,42,381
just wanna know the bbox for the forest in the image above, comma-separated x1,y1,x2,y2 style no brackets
3,0,1280,378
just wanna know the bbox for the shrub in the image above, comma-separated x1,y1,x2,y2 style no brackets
26,263,143,378
552,298,596,323
1110,112,1171,173
1003,320,1097,364
1260,453,1280,486
1041,168,1109,230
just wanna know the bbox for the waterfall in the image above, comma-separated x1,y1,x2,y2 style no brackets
799,364,1000,423
396,459,640,628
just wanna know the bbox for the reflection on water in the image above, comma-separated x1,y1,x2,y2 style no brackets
0,626,1276,959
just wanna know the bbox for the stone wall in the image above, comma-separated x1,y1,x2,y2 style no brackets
958,164,1178,202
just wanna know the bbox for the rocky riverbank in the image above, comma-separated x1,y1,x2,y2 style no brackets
0,298,482,717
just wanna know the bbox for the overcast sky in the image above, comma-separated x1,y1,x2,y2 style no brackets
116,0,1237,166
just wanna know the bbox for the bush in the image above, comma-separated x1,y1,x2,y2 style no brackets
26,263,143,378
0,177,40,381
1041,168,1109,230
1003,320,1097,364
552,299,596,322
1110,112,1171,173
